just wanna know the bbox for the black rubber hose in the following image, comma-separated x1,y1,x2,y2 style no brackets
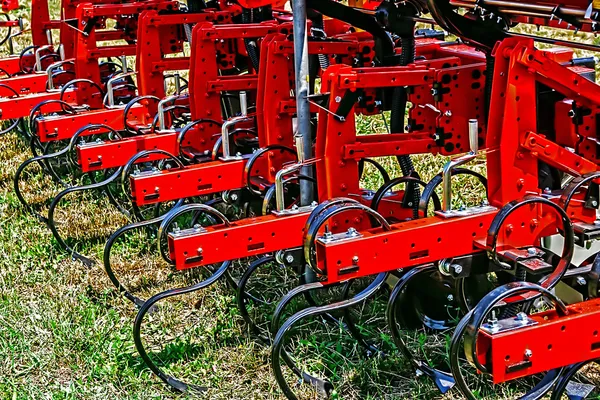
391,36,420,218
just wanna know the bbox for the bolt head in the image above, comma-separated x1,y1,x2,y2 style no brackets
524,349,533,358
230,193,238,201
577,276,587,286
446,294,454,302
451,264,463,275
352,255,359,264
285,254,294,264
335,96,342,103
527,247,537,256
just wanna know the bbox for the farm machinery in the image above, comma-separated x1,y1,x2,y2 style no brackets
4,0,600,398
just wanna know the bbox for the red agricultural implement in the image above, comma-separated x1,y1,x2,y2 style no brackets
5,0,600,398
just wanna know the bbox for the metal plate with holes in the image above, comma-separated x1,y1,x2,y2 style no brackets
435,205,497,219
168,226,207,238
480,314,539,335
271,204,316,216
517,257,553,273
503,248,545,261
316,228,362,244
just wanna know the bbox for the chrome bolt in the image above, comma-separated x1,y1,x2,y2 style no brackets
527,247,537,256
444,110,452,117
447,294,454,302
516,312,528,322
285,254,294,264
352,255,359,264
335,96,342,103
524,349,533,358
577,276,587,286
451,264,463,275
230,193,238,201
197,248,203,255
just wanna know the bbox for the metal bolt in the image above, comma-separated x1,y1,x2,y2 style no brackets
335,96,342,103
431,89,438,96
347,227,358,236
593,200,599,208
577,276,587,286
443,110,452,117
451,264,463,275
291,204,299,210
516,312,528,322
311,201,318,207
193,224,201,230
197,248,203,255
543,187,551,195
524,349,533,358
352,255,359,264
230,193,238,201
285,254,294,264
447,294,454,302
487,311,499,332
527,247,537,256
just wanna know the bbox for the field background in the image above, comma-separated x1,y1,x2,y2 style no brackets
0,1,598,399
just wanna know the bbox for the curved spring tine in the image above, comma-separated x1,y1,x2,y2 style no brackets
339,279,383,357
236,255,281,338
46,167,124,267
133,260,232,394
13,138,78,220
271,273,389,400
387,265,455,394
103,214,166,307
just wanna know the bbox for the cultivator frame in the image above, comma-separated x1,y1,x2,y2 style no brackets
4,0,600,398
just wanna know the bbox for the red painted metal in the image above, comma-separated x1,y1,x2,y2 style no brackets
477,298,600,384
